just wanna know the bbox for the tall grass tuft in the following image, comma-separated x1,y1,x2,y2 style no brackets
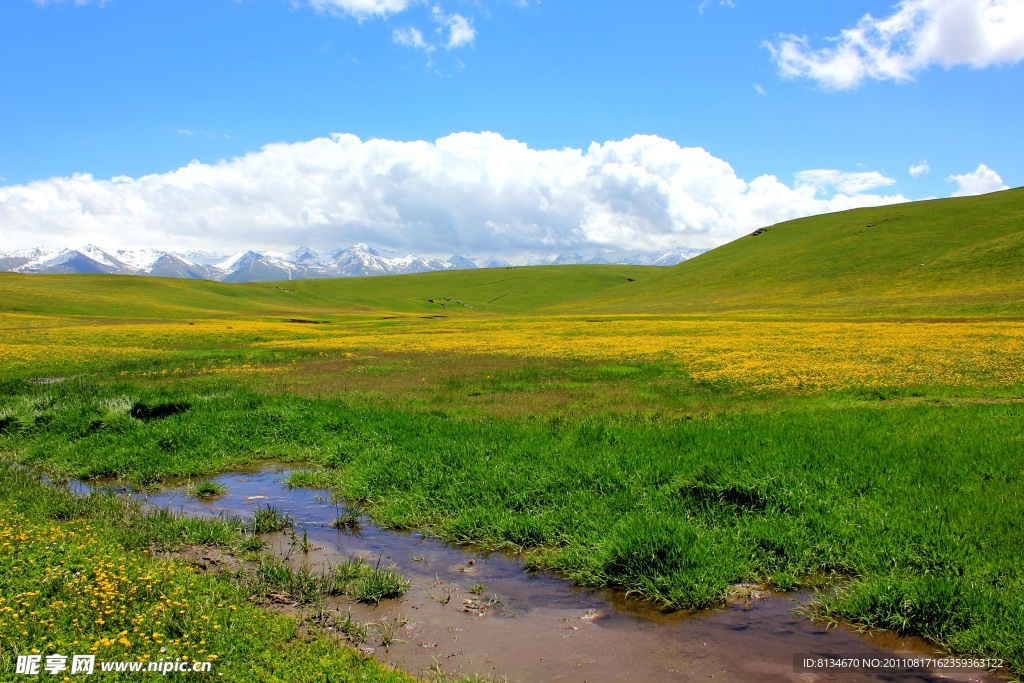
251,504,293,533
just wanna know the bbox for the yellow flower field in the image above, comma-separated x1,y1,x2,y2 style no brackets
0,510,222,667
3,313,1023,392
260,317,1024,392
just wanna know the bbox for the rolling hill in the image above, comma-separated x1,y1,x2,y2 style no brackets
560,187,1024,318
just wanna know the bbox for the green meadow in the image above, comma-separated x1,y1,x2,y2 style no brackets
2,188,1024,678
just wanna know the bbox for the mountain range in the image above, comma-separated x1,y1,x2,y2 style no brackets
0,243,706,282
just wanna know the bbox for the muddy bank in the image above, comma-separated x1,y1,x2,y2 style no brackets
87,465,1010,683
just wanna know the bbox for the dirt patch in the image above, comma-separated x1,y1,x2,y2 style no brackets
155,544,246,574
250,352,689,418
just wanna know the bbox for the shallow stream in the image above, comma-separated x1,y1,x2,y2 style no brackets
79,465,1010,683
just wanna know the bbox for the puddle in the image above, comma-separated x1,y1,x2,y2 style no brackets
80,465,1011,683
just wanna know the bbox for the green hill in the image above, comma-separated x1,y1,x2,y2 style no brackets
562,188,1024,318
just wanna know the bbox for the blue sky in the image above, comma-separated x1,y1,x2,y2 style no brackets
0,0,1021,256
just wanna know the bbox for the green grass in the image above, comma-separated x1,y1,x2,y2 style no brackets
251,505,294,533
190,479,228,499
248,554,408,606
251,556,340,604
353,565,410,605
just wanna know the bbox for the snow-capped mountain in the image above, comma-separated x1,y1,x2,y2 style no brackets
284,246,323,267
321,243,453,279
616,247,707,266
115,248,173,271
0,247,64,272
509,247,705,267
7,245,125,275
0,243,707,282
178,250,228,266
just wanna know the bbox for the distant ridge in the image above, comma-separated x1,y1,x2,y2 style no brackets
0,243,706,282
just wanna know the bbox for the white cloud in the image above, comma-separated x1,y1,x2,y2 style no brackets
306,1,475,55
430,7,475,49
308,0,410,20
393,26,433,52
392,8,474,55
699,0,734,14
946,163,1009,196
909,161,931,177
444,13,475,49
767,0,1024,90
795,169,897,194
753,83,767,95
0,133,908,254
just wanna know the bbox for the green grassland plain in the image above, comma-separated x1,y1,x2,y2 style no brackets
1,188,1023,679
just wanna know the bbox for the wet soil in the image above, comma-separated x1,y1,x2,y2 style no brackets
92,465,1012,683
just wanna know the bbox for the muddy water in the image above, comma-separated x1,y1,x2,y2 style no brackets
109,465,1007,683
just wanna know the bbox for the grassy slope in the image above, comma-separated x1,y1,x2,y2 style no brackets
557,187,1024,318
281,264,653,315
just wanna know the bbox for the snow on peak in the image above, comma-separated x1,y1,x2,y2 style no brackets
214,250,262,271
76,244,124,268
115,248,181,271
0,246,61,261
285,246,323,264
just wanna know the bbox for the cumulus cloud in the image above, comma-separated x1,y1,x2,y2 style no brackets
946,163,1009,196
766,0,1024,90
0,133,908,255
308,0,410,20
909,161,931,177
795,169,897,194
